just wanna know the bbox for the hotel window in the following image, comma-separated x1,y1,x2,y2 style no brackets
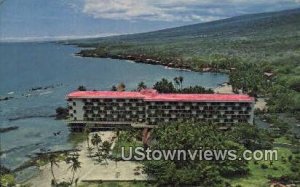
73,102,76,106
73,110,77,114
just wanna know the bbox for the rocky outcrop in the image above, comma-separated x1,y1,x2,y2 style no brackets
76,50,216,72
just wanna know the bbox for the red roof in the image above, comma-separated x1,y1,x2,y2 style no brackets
67,90,254,102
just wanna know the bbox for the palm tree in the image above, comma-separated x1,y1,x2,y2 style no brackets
137,81,147,91
178,76,184,89
48,153,59,185
91,133,102,150
111,85,117,91
102,141,111,154
173,77,180,89
66,154,81,185
77,85,86,91
117,82,126,91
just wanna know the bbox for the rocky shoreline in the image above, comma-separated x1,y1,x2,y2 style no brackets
76,50,229,73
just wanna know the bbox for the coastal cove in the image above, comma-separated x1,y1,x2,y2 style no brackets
0,42,228,182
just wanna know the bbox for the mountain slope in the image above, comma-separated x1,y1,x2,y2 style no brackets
70,7,300,115
70,7,300,65
73,7,300,45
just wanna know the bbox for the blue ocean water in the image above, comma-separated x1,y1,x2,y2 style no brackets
0,42,228,172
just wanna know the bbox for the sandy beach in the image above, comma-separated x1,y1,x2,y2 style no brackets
214,83,233,94
25,131,147,187
214,83,267,110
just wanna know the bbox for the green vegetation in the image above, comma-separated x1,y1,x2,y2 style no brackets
37,151,81,186
112,130,143,159
231,147,300,186
0,165,15,187
141,122,299,186
65,8,300,186
150,77,213,93
78,85,87,91
55,106,69,119
142,122,273,186
0,174,15,187
71,8,300,116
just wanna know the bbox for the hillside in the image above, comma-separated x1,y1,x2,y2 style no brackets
71,8,300,61
69,8,300,114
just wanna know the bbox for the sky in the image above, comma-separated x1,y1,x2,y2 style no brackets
0,0,300,42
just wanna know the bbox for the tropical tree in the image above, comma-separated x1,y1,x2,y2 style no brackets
173,77,180,89
55,107,68,119
153,78,176,93
102,141,111,154
137,81,147,91
77,85,87,91
144,122,250,186
66,153,81,184
178,76,184,89
117,82,126,91
91,133,102,150
48,153,60,185
111,85,117,91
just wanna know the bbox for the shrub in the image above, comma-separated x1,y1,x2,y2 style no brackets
0,174,15,187
260,163,268,169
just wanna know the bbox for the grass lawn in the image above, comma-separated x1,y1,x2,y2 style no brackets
230,147,297,187
274,136,292,144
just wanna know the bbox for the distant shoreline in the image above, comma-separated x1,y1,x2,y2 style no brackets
75,50,230,74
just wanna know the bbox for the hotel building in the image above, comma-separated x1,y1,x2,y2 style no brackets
66,89,254,131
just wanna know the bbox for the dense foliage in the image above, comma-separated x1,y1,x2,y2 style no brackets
142,122,273,186
71,8,300,116
152,78,213,94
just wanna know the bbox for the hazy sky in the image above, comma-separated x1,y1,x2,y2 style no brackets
0,0,299,41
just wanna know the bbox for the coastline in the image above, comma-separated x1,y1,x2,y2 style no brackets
75,50,230,73
25,131,147,187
